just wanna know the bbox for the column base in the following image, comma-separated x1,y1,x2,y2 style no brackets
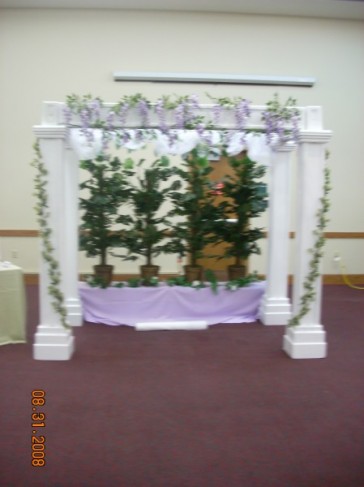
65,298,83,327
259,296,291,325
283,324,327,359
33,325,75,360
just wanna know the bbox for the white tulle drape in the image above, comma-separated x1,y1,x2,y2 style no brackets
69,128,275,166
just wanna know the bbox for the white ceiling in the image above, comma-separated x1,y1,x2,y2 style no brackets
0,0,364,20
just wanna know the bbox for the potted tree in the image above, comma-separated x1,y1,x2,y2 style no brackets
113,156,181,284
213,152,268,280
169,147,221,282
79,154,130,286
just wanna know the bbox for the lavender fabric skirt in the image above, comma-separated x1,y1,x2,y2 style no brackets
79,281,266,327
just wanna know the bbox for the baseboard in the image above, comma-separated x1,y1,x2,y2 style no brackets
25,274,39,285
23,273,364,286
320,275,364,285
3,230,364,239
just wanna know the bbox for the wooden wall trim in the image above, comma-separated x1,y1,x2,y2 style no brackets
290,274,364,285
288,232,364,239
0,230,39,237
323,232,364,239
321,275,364,285
24,273,364,286
2,230,364,239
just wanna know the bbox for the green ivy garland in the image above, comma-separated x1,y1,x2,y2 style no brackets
31,141,70,330
85,269,261,293
287,164,331,327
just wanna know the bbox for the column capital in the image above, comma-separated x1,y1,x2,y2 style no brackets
298,130,332,144
301,106,323,131
41,101,65,125
272,142,297,153
33,125,68,139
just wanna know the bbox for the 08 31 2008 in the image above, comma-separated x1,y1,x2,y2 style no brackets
31,390,46,467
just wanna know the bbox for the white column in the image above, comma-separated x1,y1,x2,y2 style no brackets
259,144,294,325
283,107,332,358
63,145,82,326
32,126,75,360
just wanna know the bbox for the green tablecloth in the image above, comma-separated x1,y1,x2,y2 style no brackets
0,264,26,345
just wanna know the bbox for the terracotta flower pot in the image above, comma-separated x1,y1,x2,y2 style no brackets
184,265,203,283
93,264,114,286
227,264,246,281
140,265,160,284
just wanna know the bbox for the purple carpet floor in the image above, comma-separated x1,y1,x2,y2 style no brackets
0,285,363,487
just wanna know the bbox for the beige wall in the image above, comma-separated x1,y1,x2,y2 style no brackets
0,8,363,275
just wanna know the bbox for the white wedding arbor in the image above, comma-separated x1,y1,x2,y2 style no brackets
33,101,331,360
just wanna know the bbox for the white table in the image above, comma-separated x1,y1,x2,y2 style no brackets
0,263,26,345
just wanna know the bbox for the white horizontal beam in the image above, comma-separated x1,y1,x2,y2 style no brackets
39,101,325,131
113,71,315,87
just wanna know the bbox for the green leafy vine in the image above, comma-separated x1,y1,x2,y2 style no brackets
288,164,331,327
31,141,70,330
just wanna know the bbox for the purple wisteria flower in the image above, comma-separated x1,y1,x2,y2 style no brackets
262,110,285,145
87,98,101,122
117,103,129,127
122,130,131,144
167,130,179,148
102,131,111,152
262,110,273,144
80,109,94,143
196,122,206,138
155,98,169,134
200,130,213,147
106,111,115,131
137,99,149,127
188,94,200,111
234,99,251,130
174,103,185,129
183,94,200,125
114,129,128,149
212,104,222,126
262,95,300,145
135,129,145,143
277,122,286,142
